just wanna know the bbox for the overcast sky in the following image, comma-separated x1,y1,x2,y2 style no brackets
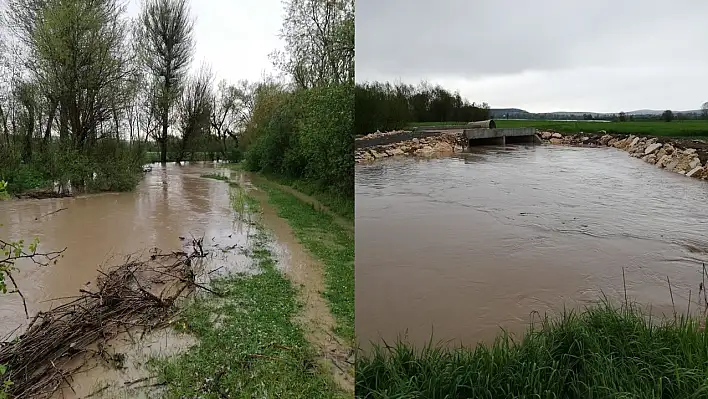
356,0,708,113
126,0,283,85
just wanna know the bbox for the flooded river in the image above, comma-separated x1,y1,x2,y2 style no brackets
0,162,344,397
356,145,708,348
0,163,253,346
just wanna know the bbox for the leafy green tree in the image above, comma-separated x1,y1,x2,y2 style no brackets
10,0,134,151
272,0,354,88
662,109,674,122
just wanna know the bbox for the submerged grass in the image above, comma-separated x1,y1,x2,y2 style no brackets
150,185,346,398
200,173,229,182
356,300,708,398
253,178,355,341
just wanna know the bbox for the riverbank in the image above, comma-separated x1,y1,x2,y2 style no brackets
152,172,354,396
355,128,708,182
355,130,465,163
538,131,708,180
356,300,708,398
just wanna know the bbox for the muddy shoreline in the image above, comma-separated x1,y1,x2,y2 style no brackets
355,129,708,181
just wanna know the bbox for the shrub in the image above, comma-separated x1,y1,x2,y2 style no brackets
243,84,354,197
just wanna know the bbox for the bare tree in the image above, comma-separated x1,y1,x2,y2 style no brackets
272,0,354,88
136,0,195,164
211,80,249,156
701,102,708,119
176,66,212,163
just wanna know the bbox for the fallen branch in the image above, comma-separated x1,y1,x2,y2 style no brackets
0,247,206,398
34,207,68,221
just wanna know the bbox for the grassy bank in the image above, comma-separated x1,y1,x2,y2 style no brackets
252,178,354,341
406,120,708,137
356,300,708,398
259,174,354,222
150,184,346,398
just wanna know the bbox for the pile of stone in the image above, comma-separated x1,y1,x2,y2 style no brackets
539,131,708,180
355,132,465,163
356,129,408,141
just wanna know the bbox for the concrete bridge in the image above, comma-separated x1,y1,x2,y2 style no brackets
464,127,542,146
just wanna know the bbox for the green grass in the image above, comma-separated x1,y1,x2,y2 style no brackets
356,300,708,398
228,162,354,222
254,179,355,341
497,119,708,137
407,120,708,137
150,187,346,398
200,173,229,181
272,176,354,222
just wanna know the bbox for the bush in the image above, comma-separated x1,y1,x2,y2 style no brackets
226,146,242,163
0,181,9,200
1,164,50,193
243,84,354,198
0,138,146,194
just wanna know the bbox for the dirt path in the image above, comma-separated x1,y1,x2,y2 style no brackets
248,174,353,233
249,187,355,393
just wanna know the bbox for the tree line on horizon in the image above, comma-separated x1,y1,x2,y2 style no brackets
355,81,490,135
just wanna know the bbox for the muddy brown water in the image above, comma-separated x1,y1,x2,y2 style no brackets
356,145,708,349
0,163,259,397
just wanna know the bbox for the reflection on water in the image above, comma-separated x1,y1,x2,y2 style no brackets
356,145,708,348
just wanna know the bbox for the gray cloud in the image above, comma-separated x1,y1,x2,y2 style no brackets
356,0,708,112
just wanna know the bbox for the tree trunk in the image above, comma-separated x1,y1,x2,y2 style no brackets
59,103,69,141
160,125,168,163
160,83,170,164
0,105,9,147
44,100,58,143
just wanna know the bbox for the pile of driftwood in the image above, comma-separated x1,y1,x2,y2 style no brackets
0,239,212,398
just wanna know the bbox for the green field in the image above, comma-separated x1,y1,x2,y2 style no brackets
408,120,708,137
356,300,708,398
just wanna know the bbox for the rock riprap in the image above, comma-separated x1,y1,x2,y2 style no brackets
539,131,708,181
355,131,466,163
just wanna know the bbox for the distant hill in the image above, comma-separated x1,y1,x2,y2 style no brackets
489,107,703,119
627,109,701,116
489,108,528,117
